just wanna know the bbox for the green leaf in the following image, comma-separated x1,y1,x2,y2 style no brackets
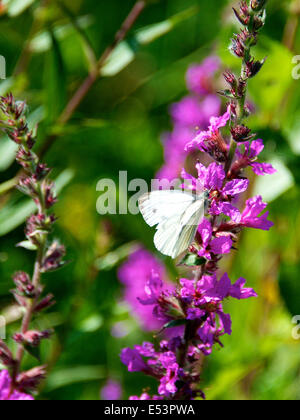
94,242,139,271
29,16,93,54
7,0,36,17
162,319,187,330
100,6,199,77
57,0,97,71
178,253,206,267
45,366,105,391
0,137,18,171
44,30,66,124
17,240,37,251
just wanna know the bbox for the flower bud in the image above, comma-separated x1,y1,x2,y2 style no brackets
251,0,267,11
231,125,254,142
13,271,37,298
245,57,266,78
41,241,66,273
157,294,185,320
17,366,46,391
34,294,56,312
34,163,50,181
233,1,250,26
13,329,52,347
0,340,15,367
42,180,57,209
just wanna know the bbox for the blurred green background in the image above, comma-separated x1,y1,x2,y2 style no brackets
0,0,300,400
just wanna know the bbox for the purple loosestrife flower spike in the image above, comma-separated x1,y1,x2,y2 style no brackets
121,1,272,401
0,93,67,399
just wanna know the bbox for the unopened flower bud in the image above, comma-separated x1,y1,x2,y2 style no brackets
42,180,57,209
157,294,185,320
246,57,266,78
14,330,52,347
17,176,37,198
251,0,267,12
233,1,250,26
34,294,56,312
0,340,15,367
41,241,66,273
17,366,46,391
231,37,245,58
12,271,37,298
231,125,254,142
34,163,50,181
223,70,237,89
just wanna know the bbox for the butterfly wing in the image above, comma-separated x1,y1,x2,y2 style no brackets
170,199,204,258
139,190,205,258
138,190,196,227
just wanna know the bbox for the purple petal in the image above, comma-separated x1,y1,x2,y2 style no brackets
218,311,232,335
218,202,241,222
170,96,204,127
185,131,210,152
200,95,221,122
210,236,233,255
251,162,277,176
230,278,258,300
241,196,274,231
120,348,147,372
223,179,249,196
186,57,220,95
249,139,264,159
208,105,231,132
187,308,206,320
0,370,34,401
205,162,225,190
138,271,163,305
198,218,212,247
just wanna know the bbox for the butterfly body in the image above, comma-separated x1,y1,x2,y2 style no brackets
138,190,208,259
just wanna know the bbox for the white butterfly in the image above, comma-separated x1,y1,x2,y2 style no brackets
138,190,208,259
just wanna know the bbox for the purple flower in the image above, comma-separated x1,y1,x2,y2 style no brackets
137,271,163,305
170,96,205,127
0,370,34,401
101,380,122,400
180,275,215,306
134,342,157,358
158,352,180,397
186,56,220,95
197,218,233,260
229,277,258,299
186,307,206,320
197,322,219,355
236,139,276,176
217,310,232,335
185,106,230,153
239,196,274,231
182,162,249,222
197,314,230,355
205,273,257,301
118,248,168,331
120,348,147,373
